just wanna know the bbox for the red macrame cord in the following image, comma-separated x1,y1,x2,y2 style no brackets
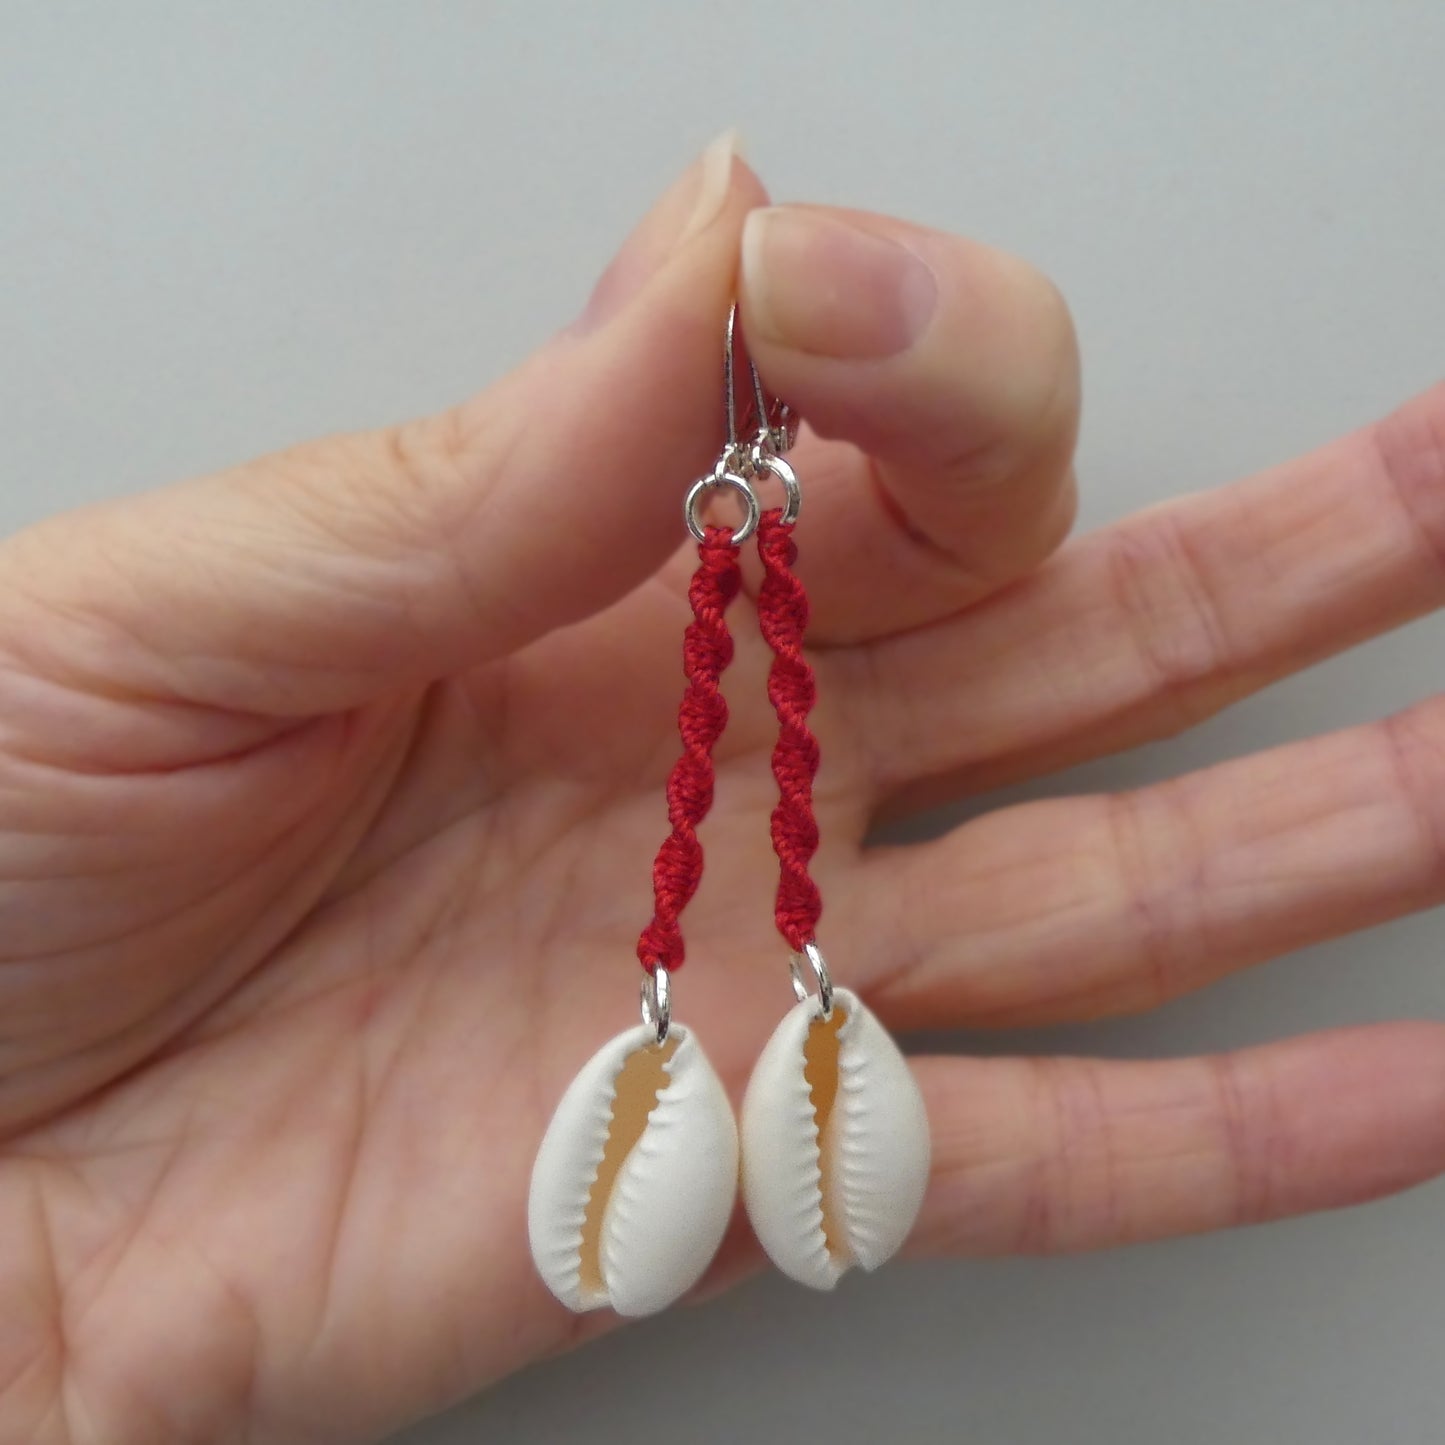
636,526,742,974
756,508,823,952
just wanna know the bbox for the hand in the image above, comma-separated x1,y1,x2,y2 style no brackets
3,136,1444,1445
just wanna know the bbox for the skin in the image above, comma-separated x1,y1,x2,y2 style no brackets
2,148,1444,1444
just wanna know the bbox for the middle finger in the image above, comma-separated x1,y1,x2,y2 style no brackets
835,383,1445,813
850,694,1445,1031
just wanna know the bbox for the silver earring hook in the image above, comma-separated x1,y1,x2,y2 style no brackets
724,303,797,459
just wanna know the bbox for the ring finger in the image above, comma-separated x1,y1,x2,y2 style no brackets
849,693,1445,1031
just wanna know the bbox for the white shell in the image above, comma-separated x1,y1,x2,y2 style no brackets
528,1022,738,1317
740,987,930,1289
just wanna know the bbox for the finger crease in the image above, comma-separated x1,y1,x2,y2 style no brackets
1205,1053,1272,1227
1104,510,1235,732
1377,709,1445,895
1370,387,1445,583
864,454,993,591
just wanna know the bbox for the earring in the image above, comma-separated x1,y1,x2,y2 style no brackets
735,330,931,1290
526,313,764,1319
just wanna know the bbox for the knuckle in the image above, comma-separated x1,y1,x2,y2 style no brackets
1102,507,1234,727
1044,1057,1123,1251
1204,1052,1275,1227
1376,704,1445,895
1012,1055,1140,1255
1101,789,1193,1011
1370,382,1445,581
265,401,498,565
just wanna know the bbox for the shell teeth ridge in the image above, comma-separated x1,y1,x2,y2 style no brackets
594,1029,740,1316
834,1006,889,1267
548,1055,625,1300
598,1044,695,1294
529,1029,654,1311
790,1028,830,1260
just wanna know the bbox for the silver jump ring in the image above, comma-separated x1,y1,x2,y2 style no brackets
747,449,802,526
640,965,671,1045
788,940,833,1019
684,469,760,546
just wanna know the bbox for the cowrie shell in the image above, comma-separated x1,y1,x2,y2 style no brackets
528,1022,738,1317
740,987,930,1289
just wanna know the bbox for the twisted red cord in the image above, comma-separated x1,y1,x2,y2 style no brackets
636,526,742,973
756,508,822,952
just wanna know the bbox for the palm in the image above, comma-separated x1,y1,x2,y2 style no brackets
0,563,875,1440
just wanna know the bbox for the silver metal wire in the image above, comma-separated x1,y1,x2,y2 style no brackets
747,448,802,527
788,940,834,1019
724,303,771,450
640,964,671,1045
683,468,761,545
724,303,798,460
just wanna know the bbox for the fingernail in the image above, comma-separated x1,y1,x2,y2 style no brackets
678,128,744,241
741,207,938,359
578,130,742,333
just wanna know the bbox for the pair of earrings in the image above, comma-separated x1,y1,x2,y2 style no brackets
527,309,931,1318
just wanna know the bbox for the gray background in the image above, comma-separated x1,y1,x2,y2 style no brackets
4,2,1444,1441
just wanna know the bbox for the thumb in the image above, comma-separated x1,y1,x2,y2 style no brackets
0,134,764,717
